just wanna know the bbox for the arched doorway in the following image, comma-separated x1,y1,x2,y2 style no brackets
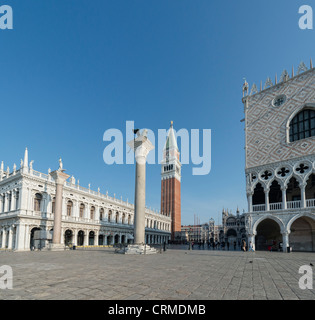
98,234,104,245
289,216,315,252
114,234,119,244
121,235,126,244
64,229,73,246
77,230,84,246
255,218,282,251
89,231,95,245
30,227,41,250
226,229,237,248
107,235,113,245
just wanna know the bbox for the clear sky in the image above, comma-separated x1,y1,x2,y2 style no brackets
1,0,314,225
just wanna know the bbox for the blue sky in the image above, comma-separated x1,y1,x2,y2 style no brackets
0,0,314,225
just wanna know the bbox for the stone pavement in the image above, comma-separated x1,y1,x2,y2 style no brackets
0,247,315,300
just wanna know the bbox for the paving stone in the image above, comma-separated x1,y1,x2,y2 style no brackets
0,249,315,300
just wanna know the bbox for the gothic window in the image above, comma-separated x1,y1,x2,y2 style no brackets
67,200,73,216
34,193,42,212
115,212,119,223
289,109,315,142
79,203,85,218
108,210,112,222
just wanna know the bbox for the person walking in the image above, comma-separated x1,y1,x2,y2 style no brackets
248,241,255,252
242,239,247,252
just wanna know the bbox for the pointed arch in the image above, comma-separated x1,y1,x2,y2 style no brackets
253,214,285,234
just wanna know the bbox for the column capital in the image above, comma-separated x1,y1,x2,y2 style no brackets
127,131,154,165
50,170,70,185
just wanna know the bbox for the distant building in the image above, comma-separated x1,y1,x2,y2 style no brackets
0,149,171,251
161,122,182,241
221,208,247,248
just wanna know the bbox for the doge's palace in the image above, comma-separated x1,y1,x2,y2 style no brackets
243,61,315,252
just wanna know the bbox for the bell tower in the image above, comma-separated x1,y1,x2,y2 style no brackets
161,121,181,241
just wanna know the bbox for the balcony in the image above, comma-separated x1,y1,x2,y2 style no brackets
252,198,315,212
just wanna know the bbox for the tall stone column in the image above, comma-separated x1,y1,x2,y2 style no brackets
49,160,70,250
128,130,154,245
118,129,156,254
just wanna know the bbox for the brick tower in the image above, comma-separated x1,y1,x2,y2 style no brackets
161,121,181,241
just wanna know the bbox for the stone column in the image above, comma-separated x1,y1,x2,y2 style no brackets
7,227,13,249
84,231,89,246
281,186,287,210
301,183,307,208
282,231,290,252
0,194,3,214
247,192,253,212
265,188,270,211
127,132,154,245
49,168,70,248
4,193,9,212
73,230,78,246
15,224,26,251
247,233,256,250
95,230,99,246
1,228,5,248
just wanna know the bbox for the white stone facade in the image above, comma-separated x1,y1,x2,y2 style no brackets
0,150,171,251
243,62,315,252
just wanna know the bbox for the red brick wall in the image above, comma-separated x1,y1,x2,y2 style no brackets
161,177,181,240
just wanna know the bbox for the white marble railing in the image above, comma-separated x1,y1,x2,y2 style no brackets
253,204,266,212
306,199,315,208
287,200,301,209
270,202,282,211
252,199,315,212
3,167,167,219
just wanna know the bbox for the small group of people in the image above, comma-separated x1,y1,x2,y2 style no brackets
241,239,255,252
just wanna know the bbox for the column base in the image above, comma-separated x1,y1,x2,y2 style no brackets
47,243,68,251
116,244,158,255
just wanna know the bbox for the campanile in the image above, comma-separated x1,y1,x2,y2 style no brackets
161,121,181,241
